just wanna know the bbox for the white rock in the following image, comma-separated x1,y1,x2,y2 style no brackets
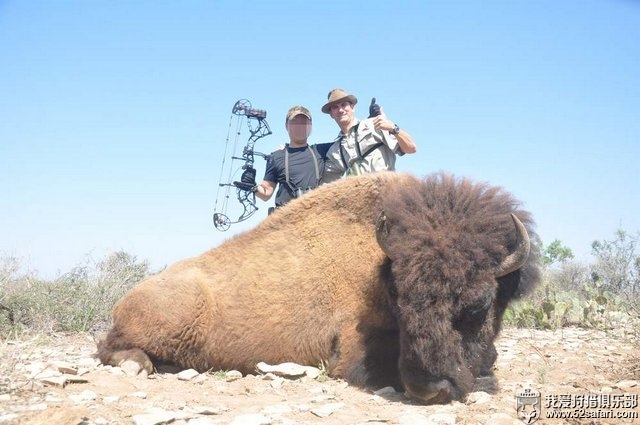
53,361,78,375
303,367,321,379
374,386,397,396
69,390,97,402
40,376,67,388
466,391,492,404
310,402,345,418
177,368,200,381
256,361,307,377
615,380,638,389
107,367,125,376
130,391,147,399
225,370,243,381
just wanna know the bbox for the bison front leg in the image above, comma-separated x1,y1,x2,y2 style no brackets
96,341,154,375
329,325,401,391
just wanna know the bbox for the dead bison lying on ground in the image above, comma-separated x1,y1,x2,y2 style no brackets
98,172,540,404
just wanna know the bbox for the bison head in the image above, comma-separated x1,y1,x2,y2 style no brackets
376,174,538,404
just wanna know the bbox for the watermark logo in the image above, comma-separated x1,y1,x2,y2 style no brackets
516,388,541,424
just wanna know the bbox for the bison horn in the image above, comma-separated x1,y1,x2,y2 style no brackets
375,211,390,256
494,213,531,277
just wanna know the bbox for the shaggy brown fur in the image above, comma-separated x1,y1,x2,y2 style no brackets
97,171,540,404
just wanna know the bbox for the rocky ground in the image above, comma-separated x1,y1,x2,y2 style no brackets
0,326,638,425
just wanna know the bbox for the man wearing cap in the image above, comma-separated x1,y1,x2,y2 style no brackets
321,88,417,182
235,105,333,209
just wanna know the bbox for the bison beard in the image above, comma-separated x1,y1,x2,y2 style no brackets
97,172,540,405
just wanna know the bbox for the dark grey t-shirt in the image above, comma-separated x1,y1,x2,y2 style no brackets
264,143,334,207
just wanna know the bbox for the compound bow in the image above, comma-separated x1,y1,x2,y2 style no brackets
212,99,272,231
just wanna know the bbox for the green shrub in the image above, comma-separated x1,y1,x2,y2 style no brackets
0,251,152,338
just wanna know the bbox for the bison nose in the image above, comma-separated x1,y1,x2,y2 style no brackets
403,378,459,405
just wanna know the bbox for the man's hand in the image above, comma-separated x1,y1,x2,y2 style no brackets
233,166,257,192
372,107,395,132
233,181,257,192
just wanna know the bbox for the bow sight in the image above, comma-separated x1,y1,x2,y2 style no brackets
213,99,272,231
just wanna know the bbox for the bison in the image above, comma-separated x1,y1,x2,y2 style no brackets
97,172,540,404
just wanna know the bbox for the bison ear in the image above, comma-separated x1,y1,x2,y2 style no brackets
375,211,392,259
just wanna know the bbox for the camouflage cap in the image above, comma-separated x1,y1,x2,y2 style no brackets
286,105,312,123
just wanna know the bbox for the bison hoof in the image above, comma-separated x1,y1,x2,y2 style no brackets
404,378,459,404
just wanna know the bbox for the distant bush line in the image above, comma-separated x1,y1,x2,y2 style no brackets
0,251,153,338
1,230,639,340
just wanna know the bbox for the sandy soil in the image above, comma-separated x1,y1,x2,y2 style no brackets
0,326,638,425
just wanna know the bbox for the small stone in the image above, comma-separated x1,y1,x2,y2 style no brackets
303,366,321,379
64,374,88,384
40,376,67,388
466,391,492,404
177,368,200,381
225,370,243,381
54,361,78,375
614,380,638,389
69,390,97,402
130,391,147,399
256,361,307,378
374,386,397,396
310,402,345,418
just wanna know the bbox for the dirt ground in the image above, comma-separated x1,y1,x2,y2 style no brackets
1,325,638,425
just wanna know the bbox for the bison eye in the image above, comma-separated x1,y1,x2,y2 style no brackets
453,293,493,332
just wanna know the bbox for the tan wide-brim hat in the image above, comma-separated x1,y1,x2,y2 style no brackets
321,88,358,114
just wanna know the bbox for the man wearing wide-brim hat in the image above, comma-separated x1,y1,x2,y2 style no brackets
321,88,417,182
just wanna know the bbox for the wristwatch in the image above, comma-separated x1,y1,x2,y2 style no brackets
389,124,400,135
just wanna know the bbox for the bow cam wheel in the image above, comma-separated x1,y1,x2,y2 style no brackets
213,213,231,231
232,99,252,116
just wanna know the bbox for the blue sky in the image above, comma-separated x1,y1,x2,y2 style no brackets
1,1,638,277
